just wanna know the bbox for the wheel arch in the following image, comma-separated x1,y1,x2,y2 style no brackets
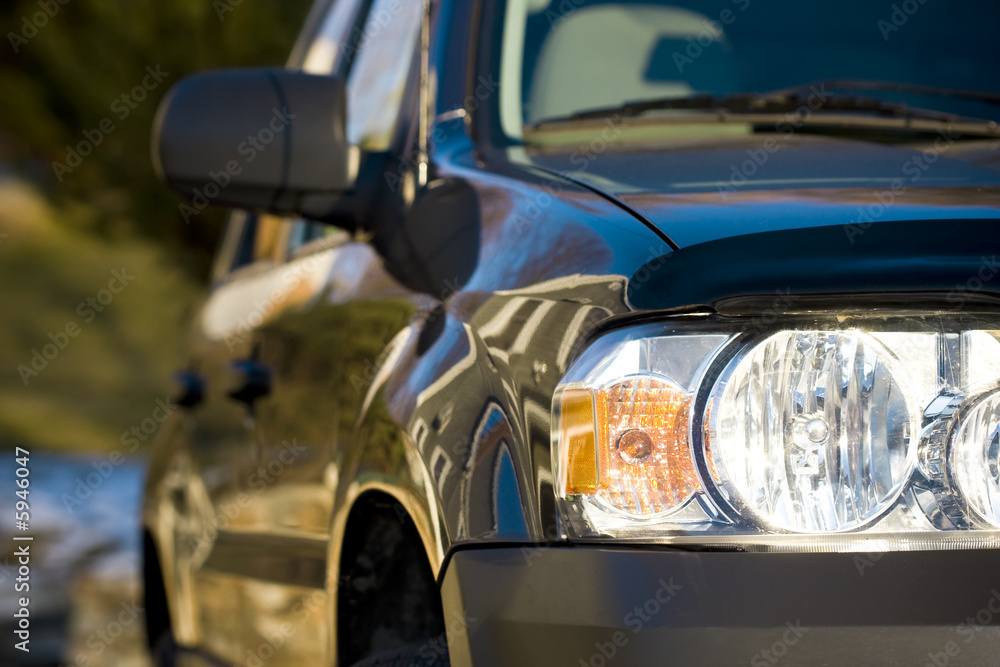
330,485,448,665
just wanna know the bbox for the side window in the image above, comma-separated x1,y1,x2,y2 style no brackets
249,214,284,262
219,212,286,276
345,0,423,151
301,0,367,75
271,0,368,259
221,0,424,264
286,221,348,258
302,0,423,150
286,0,423,256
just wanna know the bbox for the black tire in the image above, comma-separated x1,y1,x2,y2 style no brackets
143,532,177,667
339,498,450,665
149,630,178,667
349,641,450,667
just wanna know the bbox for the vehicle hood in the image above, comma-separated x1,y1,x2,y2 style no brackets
521,133,1000,247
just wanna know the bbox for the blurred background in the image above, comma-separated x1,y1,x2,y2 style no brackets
0,2,313,664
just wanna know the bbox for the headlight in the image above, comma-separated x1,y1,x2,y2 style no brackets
552,312,1000,551
952,389,1000,527
706,330,917,533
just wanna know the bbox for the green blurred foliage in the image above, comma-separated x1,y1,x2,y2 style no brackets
0,0,314,278
0,1,315,453
0,179,203,453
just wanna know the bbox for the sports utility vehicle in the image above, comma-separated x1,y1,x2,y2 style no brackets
145,0,1000,664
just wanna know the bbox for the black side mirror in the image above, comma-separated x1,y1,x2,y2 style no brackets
152,68,355,221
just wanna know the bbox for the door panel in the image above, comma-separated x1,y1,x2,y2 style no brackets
171,0,429,661
189,239,416,666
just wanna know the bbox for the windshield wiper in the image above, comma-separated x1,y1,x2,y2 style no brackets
531,79,1000,129
764,79,1000,107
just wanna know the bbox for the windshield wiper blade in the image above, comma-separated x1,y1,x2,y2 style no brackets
531,81,1000,127
534,92,764,123
764,79,1000,107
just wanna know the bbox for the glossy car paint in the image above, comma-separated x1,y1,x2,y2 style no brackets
521,130,1000,247
142,0,1000,664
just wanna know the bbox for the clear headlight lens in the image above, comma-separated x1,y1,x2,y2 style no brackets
952,389,1000,527
707,331,917,533
552,314,1000,551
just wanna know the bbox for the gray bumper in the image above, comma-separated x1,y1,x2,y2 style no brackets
441,545,1000,666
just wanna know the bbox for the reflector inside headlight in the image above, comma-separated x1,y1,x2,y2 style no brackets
552,314,1000,551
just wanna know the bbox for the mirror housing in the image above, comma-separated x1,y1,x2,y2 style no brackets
152,68,356,221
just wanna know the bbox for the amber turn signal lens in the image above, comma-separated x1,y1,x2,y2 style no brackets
595,377,698,515
559,376,699,516
560,389,600,494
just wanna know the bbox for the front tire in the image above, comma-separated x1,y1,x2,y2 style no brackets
143,532,177,667
349,641,450,667
149,631,178,667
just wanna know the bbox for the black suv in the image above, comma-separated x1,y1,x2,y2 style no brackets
144,0,1000,665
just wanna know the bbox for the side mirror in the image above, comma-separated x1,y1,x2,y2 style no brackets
152,68,356,221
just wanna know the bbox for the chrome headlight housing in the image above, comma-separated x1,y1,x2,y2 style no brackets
552,311,1000,551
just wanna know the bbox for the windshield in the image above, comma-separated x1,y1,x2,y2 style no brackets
496,0,1000,138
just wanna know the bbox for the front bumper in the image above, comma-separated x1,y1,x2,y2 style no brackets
441,545,1000,666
